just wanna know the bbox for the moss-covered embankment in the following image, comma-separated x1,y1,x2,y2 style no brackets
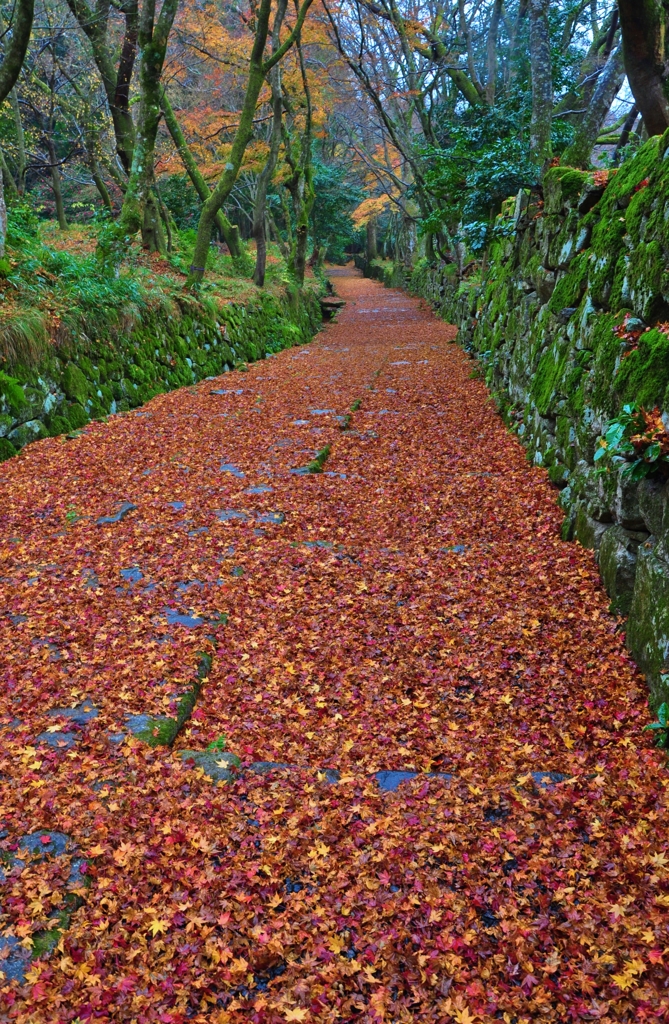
361,135,669,708
0,286,321,462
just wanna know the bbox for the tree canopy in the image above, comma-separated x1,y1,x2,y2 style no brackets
0,0,660,275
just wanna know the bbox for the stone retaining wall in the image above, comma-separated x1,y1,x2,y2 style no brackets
0,286,321,462
360,134,669,709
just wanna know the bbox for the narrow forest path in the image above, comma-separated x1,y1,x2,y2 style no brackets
1,268,668,1022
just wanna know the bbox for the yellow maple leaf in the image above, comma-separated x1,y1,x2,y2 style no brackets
284,1009,308,1022
561,733,575,749
147,918,169,937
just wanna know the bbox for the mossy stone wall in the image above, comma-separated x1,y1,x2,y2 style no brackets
0,286,321,463
360,133,669,710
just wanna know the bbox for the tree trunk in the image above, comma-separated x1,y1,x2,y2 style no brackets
187,0,315,286
0,0,34,106
91,165,114,211
9,89,26,194
0,146,18,201
366,216,378,261
46,135,68,230
562,43,625,167
252,87,282,287
285,32,314,288
0,171,7,259
65,0,137,172
160,88,242,257
188,40,270,284
485,0,503,103
529,0,553,165
617,0,669,136
614,103,640,162
117,0,179,249
253,0,287,287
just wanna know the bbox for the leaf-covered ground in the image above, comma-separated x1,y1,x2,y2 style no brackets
1,269,668,1023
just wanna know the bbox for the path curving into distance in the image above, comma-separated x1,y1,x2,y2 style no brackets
1,267,667,1021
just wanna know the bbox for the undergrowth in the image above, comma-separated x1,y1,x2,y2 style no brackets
0,210,301,372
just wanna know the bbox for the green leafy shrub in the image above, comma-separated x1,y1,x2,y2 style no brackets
0,370,26,413
594,403,669,481
644,701,669,748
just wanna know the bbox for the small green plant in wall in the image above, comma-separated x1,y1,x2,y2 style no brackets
594,403,669,481
206,735,228,752
644,701,669,749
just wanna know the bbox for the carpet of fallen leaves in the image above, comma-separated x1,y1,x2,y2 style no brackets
1,267,669,1023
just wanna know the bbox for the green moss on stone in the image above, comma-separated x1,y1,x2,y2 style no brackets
627,240,665,321
531,341,569,415
66,403,88,430
614,327,669,408
626,187,652,244
0,437,16,461
548,253,590,313
62,363,89,404
543,167,590,214
627,543,669,708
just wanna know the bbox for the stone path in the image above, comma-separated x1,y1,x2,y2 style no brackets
0,268,667,1021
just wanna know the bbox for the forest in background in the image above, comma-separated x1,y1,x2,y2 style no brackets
0,0,666,360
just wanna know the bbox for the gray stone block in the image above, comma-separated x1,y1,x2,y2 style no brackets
627,541,669,707
638,477,667,536
598,525,647,615
574,505,610,551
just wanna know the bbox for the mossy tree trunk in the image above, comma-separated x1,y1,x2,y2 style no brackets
366,216,378,261
252,83,283,286
46,134,68,231
614,103,640,163
160,88,243,258
117,0,180,250
485,0,503,103
186,0,315,288
252,0,287,288
64,0,138,173
618,0,669,136
0,0,35,256
9,89,26,193
284,32,314,288
562,43,625,167
528,0,553,165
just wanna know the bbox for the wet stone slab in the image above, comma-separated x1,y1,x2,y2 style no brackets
120,567,143,583
36,731,78,749
180,750,241,781
125,714,174,742
80,569,99,590
531,771,568,790
375,771,453,792
216,510,249,523
47,702,98,724
0,935,30,983
165,609,206,628
245,486,273,495
256,512,285,525
220,463,245,478
96,502,137,526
